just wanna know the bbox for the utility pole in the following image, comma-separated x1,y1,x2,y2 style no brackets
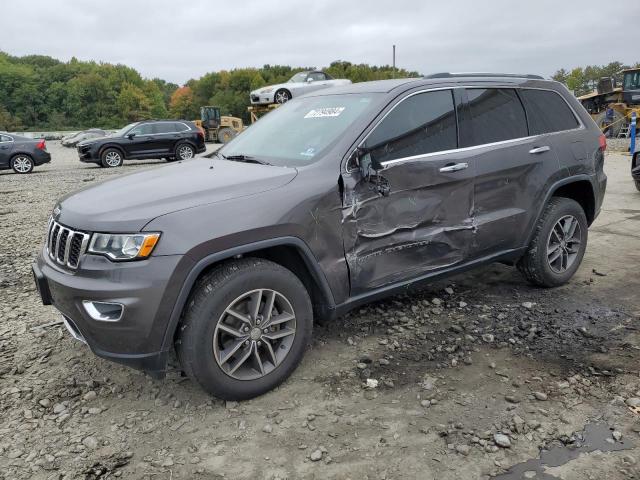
392,45,396,79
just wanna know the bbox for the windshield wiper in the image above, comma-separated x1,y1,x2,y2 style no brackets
222,154,272,165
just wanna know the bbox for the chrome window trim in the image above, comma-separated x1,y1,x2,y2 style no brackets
127,122,192,137
344,85,585,173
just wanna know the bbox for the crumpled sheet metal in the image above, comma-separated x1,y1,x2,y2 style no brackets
342,167,475,293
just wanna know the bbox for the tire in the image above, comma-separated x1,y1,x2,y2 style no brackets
11,155,34,174
635,180,640,192
175,143,195,160
517,197,588,287
176,258,313,400
274,89,292,104
217,127,236,144
100,148,123,168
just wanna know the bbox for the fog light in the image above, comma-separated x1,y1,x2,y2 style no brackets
82,301,123,322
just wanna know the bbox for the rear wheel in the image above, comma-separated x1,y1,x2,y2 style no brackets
176,258,313,400
11,155,34,174
100,148,123,168
176,143,195,160
594,109,624,138
217,127,236,144
518,197,588,287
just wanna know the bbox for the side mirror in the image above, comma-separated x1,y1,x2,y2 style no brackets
354,147,383,177
127,133,136,139
306,77,314,83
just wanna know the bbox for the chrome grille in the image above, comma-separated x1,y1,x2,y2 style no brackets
46,218,90,269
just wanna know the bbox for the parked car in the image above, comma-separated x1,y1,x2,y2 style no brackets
33,73,607,400
0,133,51,174
76,120,206,167
61,129,107,147
250,70,351,105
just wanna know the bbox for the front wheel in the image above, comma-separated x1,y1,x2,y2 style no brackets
217,127,236,144
11,155,34,174
176,258,313,400
274,89,291,104
100,148,123,168
517,197,588,287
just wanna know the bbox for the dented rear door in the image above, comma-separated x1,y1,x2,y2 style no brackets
342,88,476,294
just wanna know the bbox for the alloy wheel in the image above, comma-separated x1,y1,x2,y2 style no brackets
546,214,582,273
178,145,194,160
105,151,121,167
13,156,33,173
275,91,290,104
213,289,297,381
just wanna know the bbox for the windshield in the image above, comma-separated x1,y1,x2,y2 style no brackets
112,122,138,137
220,93,381,167
288,72,309,83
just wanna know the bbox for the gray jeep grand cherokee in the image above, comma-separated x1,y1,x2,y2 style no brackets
33,73,607,400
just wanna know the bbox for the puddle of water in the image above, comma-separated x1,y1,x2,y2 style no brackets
495,422,633,480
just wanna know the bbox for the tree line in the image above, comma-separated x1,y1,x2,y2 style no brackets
551,61,640,97
0,52,418,131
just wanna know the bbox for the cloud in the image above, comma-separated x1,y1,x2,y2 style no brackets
2,0,638,84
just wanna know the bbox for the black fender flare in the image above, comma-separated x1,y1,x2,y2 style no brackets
159,236,336,352
524,174,597,247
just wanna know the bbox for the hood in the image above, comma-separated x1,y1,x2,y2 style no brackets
56,158,298,232
78,135,113,147
251,82,292,95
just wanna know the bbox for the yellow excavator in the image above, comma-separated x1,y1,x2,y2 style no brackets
577,68,640,138
194,106,243,143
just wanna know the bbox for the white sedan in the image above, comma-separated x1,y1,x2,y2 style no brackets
250,71,352,105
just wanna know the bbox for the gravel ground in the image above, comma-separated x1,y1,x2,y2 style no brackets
1,143,640,479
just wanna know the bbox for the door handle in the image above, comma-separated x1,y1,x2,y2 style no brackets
439,162,468,173
529,146,550,154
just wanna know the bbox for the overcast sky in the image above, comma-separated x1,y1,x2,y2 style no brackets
2,0,638,84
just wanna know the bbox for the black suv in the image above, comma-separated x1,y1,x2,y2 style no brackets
77,120,206,167
34,74,607,400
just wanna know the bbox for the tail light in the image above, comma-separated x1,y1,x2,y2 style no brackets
598,134,607,152
197,130,205,141
36,139,46,150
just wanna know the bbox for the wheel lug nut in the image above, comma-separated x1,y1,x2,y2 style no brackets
256,319,261,325
263,328,268,334
257,341,262,346
244,340,250,346
243,327,249,332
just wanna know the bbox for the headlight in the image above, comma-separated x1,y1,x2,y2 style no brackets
260,88,274,94
88,233,160,260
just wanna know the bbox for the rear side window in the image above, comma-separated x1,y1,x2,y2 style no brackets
365,89,457,163
154,123,176,134
174,122,190,132
519,89,579,134
0,135,12,142
465,88,528,146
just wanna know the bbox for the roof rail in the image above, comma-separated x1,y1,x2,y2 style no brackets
425,72,544,80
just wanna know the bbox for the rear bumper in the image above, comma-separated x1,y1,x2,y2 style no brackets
33,150,51,166
33,250,190,378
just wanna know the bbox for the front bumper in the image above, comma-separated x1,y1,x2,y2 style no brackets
77,144,99,163
33,249,188,377
250,91,276,105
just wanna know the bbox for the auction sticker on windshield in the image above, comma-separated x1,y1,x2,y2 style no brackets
304,107,345,119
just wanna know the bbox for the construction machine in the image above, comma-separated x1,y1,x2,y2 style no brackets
194,106,243,143
578,68,640,138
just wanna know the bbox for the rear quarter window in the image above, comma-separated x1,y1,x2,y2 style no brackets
519,89,580,134
465,88,528,146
